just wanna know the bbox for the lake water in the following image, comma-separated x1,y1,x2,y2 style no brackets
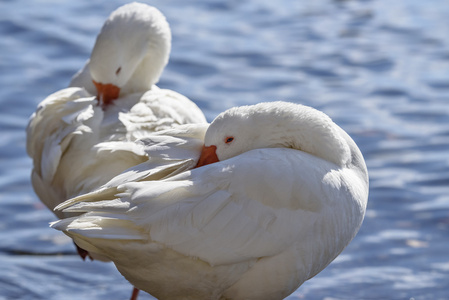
1,0,449,299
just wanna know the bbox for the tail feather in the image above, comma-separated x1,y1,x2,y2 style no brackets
51,213,145,240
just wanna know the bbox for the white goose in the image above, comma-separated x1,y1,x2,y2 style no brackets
52,102,369,300
27,2,206,223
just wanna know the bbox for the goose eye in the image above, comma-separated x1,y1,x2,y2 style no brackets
115,67,122,75
225,137,234,144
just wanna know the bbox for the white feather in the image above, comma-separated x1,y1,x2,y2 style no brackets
27,3,206,221
52,102,369,300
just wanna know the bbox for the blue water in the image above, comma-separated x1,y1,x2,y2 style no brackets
1,0,449,299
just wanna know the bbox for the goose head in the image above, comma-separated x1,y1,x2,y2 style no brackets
196,102,352,168
89,3,171,106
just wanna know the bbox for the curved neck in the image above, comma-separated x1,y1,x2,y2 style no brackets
120,46,169,95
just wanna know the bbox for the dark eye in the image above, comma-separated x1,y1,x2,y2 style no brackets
225,137,234,144
115,67,122,75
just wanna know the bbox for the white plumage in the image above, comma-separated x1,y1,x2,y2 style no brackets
52,102,369,299
27,2,206,222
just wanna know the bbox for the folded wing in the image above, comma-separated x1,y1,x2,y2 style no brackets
53,147,361,267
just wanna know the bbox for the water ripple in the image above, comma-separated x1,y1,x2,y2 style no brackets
1,0,449,299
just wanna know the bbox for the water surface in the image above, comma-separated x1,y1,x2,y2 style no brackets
1,0,449,299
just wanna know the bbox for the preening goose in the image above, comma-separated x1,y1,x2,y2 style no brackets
52,101,369,300
27,2,206,221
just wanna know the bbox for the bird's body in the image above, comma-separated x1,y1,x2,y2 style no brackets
27,2,205,267
53,102,369,299
27,2,206,219
27,87,205,219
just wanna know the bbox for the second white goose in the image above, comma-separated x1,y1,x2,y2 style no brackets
52,101,369,300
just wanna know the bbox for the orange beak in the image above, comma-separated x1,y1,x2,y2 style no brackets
195,145,219,168
92,80,120,107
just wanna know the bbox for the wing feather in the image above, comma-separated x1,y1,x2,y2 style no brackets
53,148,351,266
